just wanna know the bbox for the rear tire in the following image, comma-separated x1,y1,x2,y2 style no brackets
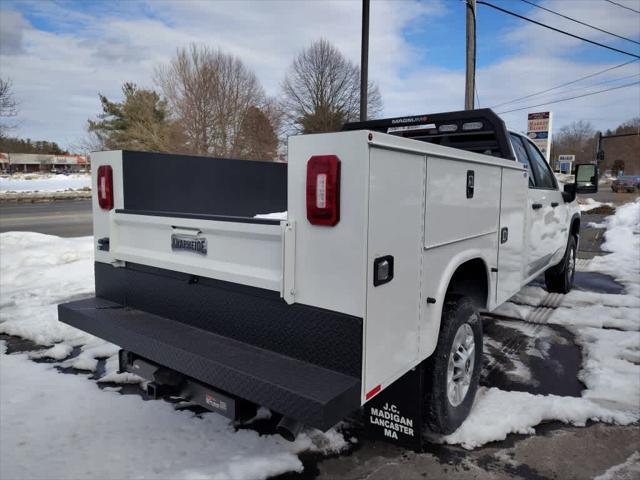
423,295,482,435
545,235,577,294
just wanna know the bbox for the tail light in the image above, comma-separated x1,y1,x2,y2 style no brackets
97,165,113,210
306,155,340,226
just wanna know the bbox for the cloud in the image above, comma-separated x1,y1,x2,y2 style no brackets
1,0,442,148
502,0,640,55
0,9,29,55
0,0,638,150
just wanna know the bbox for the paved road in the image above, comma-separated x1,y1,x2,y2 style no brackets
0,200,92,237
583,188,637,206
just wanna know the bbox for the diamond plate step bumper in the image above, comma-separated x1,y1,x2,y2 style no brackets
59,297,361,430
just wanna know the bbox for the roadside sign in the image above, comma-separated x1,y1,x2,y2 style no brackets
558,154,574,174
527,112,553,163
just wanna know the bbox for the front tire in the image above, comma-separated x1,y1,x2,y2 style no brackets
423,295,482,435
545,235,577,294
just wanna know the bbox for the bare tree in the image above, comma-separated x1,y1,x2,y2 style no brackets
155,44,265,157
551,120,596,163
282,39,382,134
615,117,640,135
0,77,18,139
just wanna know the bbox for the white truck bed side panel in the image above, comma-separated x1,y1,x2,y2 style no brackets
496,168,528,305
110,213,283,291
364,148,425,398
287,132,370,317
425,158,501,248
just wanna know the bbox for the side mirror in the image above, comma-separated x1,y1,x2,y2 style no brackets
575,163,598,194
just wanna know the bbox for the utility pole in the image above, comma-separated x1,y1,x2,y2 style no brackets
360,0,370,122
465,0,476,110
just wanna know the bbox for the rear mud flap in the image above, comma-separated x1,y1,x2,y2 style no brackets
364,366,425,451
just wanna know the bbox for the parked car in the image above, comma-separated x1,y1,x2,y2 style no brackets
58,109,597,449
611,175,640,193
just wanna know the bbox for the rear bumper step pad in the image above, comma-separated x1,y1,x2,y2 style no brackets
59,297,361,430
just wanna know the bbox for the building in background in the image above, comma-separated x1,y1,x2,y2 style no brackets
598,132,640,176
0,153,89,173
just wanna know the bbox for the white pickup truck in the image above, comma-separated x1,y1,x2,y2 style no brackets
59,109,597,448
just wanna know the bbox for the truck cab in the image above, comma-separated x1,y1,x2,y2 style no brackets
58,109,597,448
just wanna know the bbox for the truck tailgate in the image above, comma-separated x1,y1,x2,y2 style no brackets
109,212,283,291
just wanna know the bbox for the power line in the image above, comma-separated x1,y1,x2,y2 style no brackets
497,80,640,114
604,0,640,15
476,1,640,58
526,71,640,100
518,0,640,46
491,59,639,108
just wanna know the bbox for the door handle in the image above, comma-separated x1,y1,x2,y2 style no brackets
551,202,559,208
532,203,543,210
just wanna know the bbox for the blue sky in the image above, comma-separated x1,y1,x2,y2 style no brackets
1,0,639,150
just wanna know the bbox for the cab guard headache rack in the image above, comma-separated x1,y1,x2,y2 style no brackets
343,108,515,161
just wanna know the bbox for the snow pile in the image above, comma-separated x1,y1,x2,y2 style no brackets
578,197,614,212
441,387,636,449
0,233,96,347
0,174,91,193
0,343,347,480
587,199,640,296
575,327,640,412
0,231,349,478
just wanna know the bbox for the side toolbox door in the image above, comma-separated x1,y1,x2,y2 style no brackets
364,148,425,399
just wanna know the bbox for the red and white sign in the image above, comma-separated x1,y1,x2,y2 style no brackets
527,112,553,163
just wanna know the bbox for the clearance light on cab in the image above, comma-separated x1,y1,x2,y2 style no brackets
306,155,340,226
438,124,458,133
462,121,484,131
97,165,114,210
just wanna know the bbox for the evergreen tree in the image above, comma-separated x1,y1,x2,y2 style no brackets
88,83,182,152
234,106,278,161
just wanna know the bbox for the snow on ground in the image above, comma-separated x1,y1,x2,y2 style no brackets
0,233,95,348
594,451,640,480
441,387,636,450
0,342,347,480
0,173,91,192
0,232,348,479
587,199,640,296
441,199,640,449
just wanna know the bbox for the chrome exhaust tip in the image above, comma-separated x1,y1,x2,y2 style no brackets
276,416,303,442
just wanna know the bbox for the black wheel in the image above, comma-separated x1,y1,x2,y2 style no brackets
423,295,482,435
545,235,577,294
